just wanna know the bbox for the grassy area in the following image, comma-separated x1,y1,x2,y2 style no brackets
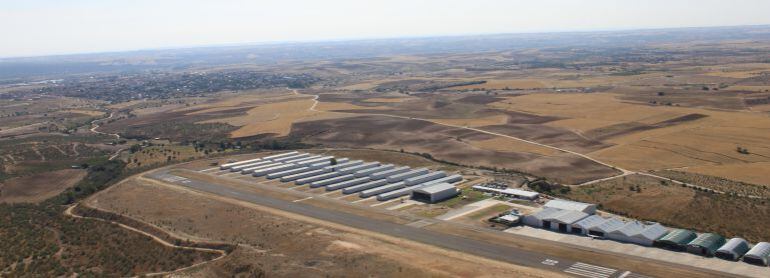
0,159,220,276
560,174,770,242
441,187,488,208
465,204,513,220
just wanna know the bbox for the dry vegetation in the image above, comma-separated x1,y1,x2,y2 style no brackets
561,174,770,242
89,178,554,277
0,169,86,203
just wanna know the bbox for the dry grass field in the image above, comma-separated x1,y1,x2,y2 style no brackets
561,174,770,242
0,169,86,203
88,178,556,277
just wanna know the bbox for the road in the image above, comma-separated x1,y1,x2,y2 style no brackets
88,111,125,160
146,169,730,278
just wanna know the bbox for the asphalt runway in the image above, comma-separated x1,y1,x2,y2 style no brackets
147,169,729,278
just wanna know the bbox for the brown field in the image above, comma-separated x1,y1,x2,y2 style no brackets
88,177,555,277
0,169,86,203
290,115,620,184
561,174,770,242
452,79,547,90
127,145,202,169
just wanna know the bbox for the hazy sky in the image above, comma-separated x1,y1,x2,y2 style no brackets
2,0,770,58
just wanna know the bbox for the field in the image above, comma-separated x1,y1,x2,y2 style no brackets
0,169,86,203
87,176,554,277
560,174,770,242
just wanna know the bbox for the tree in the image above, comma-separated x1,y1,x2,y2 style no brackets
330,158,337,165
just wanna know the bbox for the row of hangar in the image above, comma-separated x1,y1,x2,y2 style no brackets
523,200,770,266
219,151,461,203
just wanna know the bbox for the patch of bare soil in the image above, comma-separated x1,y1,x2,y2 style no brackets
0,169,86,203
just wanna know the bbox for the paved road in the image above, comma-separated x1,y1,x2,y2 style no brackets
146,169,733,278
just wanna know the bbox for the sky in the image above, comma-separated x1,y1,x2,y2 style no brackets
2,0,770,58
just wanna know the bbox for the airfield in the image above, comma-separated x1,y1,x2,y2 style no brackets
80,150,769,277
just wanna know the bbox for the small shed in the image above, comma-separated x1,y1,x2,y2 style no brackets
570,215,606,235
543,199,596,214
587,218,624,238
743,242,770,266
715,238,750,261
687,233,726,256
655,229,697,251
411,183,458,203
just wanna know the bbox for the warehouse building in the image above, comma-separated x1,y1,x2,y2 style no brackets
743,242,770,266
342,179,388,194
655,229,697,251
607,222,668,246
404,171,445,186
471,185,540,200
522,207,589,233
360,182,406,198
570,215,606,235
411,183,459,203
370,166,410,180
715,238,750,261
543,199,596,214
387,168,429,183
687,233,726,257
354,164,394,177
587,217,624,238
630,223,669,246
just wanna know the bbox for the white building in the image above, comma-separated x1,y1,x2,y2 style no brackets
543,199,596,214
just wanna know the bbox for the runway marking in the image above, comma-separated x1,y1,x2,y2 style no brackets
293,196,313,203
541,259,559,266
200,167,219,172
618,271,649,278
563,262,616,278
406,219,435,228
352,197,374,203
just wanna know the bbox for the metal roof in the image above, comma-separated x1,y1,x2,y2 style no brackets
572,215,606,229
658,229,697,244
471,185,539,198
414,182,456,194
613,221,646,237
544,199,595,212
717,238,750,255
636,223,669,240
591,218,625,233
529,207,562,220
688,233,726,250
746,242,770,258
542,209,589,224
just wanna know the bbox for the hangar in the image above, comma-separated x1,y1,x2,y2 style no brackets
687,233,726,257
715,238,750,261
411,183,459,203
655,229,697,251
570,215,606,235
607,222,668,246
543,199,596,214
522,207,589,233
743,242,770,266
586,217,624,238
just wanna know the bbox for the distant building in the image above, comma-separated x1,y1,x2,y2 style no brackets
471,185,540,200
